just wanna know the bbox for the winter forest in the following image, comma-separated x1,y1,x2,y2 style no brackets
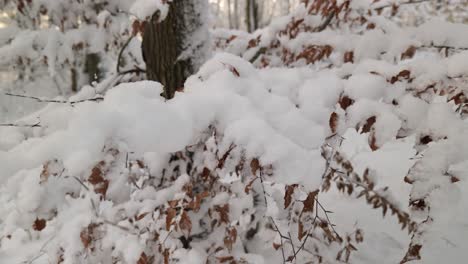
0,0,468,263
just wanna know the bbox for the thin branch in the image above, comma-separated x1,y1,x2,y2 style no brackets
0,121,41,128
117,36,134,74
72,176,90,191
269,217,287,264
118,67,146,76
373,0,430,11
423,44,468,51
315,9,336,32
249,47,267,63
5,93,103,104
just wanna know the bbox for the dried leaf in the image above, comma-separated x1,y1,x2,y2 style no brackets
88,162,109,198
179,211,192,234
244,177,257,194
166,208,177,231
361,116,376,134
224,227,237,252
302,190,319,213
401,46,416,60
33,218,46,231
215,204,230,225
136,212,149,221
284,184,297,209
344,51,354,63
250,158,261,176
217,256,234,263
137,252,148,264
273,243,281,250
329,112,339,133
163,248,170,264
339,95,354,110
400,244,422,263
369,132,379,151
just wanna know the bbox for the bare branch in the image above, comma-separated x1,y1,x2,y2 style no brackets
314,10,336,32
373,0,431,11
117,36,134,74
4,93,103,104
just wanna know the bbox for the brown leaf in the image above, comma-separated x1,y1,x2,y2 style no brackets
40,159,62,184
450,92,466,105
272,243,281,250
224,227,237,252
217,144,236,169
401,46,416,60
223,63,240,77
390,70,411,84
361,116,376,134
298,220,306,241
215,204,230,225
217,256,234,263
136,159,145,168
344,51,354,63
302,190,319,213
166,208,177,231
188,191,209,212
369,132,379,151
284,184,297,209
88,162,109,198
339,95,354,110
163,248,170,264
80,223,98,250
400,244,422,263
137,252,148,264
244,177,258,194
329,112,339,133
250,158,260,176
136,212,149,221
33,218,46,231
179,211,192,234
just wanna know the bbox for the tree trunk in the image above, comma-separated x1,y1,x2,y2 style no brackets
245,0,259,33
142,0,209,100
233,0,239,29
227,0,233,29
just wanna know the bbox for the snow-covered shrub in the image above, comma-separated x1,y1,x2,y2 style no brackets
1,0,468,263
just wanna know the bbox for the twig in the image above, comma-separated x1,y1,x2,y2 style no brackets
24,235,56,264
315,10,336,32
315,199,338,235
5,93,67,103
373,0,430,11
249,47,267,63
269,217,287,264
423,44,468,51
0,121,41,128
117,36,134,74
5,93,104,104
118,67,146,76
72,176,90,191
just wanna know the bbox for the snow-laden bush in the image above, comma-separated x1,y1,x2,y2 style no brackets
1,0,468,263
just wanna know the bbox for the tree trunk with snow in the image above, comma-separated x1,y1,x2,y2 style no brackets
142,0,209,100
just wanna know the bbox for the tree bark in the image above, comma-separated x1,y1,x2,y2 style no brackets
245,0,259,33
142,0,208,100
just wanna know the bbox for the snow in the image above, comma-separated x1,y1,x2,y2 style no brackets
130,0,170,21
1,0,468,263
